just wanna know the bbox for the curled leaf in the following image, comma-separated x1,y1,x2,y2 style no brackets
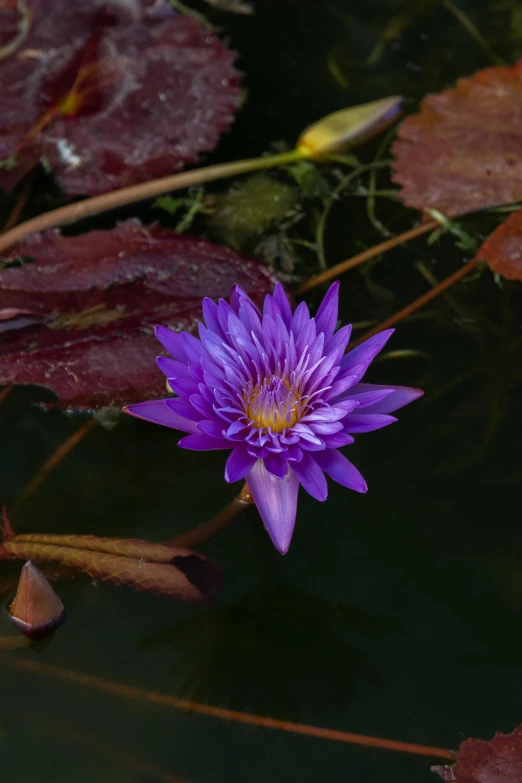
297,96,402,159
13,533,202,564
2,540,221,603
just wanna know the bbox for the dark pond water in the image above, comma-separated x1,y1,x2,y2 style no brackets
2,0,522,781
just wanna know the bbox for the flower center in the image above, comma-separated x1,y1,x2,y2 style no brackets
245,376,301,432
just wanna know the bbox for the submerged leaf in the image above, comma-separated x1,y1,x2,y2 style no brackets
433,723,522,782
393,61,522,216
0,219,277,407
476,205,522,280
207,174,298,249
0,0,241,194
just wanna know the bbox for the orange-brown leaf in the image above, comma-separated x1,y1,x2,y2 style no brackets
476,206,522,280
13,533,194,563
2,541,220,603
392,61,522,217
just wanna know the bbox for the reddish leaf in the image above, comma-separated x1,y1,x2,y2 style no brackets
0,219,278,407
2,538,222,603
476,206,522,281
432,724,522,782
392,61,522,217
0,0,241,194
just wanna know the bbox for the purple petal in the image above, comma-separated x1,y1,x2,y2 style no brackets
230,285,259,316
155,325,187,361
343,413,397,433
180,332,206,362
168,377,199,400
178,433,231,451
264,453,288,479
345,386,395,408
165,398,201,421
202,297,225,339
291,452,328,501
313,449,367,493
314,281,340,341
124,400,197,433
348,383,424,414
198,419,227,439
322,432,354,448
340,329,394,375
225,445,257,482
290,300,312,339
327,373,359,400
326,324,352,362
156,356,191,381
271,282,293,327
247,459,299,554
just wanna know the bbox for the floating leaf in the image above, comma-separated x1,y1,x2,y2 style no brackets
0,219,277,407
392,61,522,217
476,205,522,280
0,0,241,194
433,723,522,782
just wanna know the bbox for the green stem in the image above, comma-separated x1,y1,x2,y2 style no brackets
0,149,304,253
315,160,391,269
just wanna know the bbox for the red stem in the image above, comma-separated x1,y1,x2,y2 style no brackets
349,257,480,349
3,656,454,761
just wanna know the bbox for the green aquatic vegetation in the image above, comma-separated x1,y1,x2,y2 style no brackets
152,187,208,233
206,174,299,250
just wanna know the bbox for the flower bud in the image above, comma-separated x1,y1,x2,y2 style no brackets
9,561,65,639
297,96,403,160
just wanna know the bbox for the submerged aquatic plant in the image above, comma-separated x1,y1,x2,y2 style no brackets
125,283,422,553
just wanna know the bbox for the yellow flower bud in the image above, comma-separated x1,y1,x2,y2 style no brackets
297,96,402,160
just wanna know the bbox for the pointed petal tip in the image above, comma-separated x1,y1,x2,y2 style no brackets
247,460,299,555
272,536,290,555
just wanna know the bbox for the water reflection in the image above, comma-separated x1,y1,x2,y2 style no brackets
141,574,395,717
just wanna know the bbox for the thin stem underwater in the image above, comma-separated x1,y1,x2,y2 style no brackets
165,483,253,548
299,219,438,293
12,419,96,512
349,257,480,349
2,656,455,761
315,160,392,269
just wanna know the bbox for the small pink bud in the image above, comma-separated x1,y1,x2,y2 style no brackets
9,561,65,639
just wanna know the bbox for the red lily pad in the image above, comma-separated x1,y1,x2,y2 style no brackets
0,0,241,195
392,61,522,217
476,206,522,281
432,723,522,782
0,219,278,407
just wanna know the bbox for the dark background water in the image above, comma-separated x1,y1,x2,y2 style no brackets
2,0,522,781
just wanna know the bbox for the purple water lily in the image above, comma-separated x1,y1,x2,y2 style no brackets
125,283,422,553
